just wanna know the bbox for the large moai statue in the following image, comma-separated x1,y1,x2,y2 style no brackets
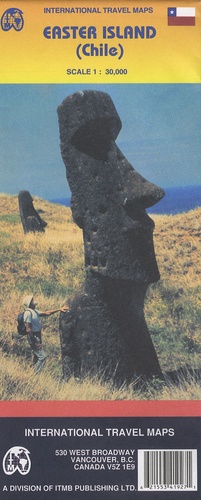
58,90,165,383
18,190,47,234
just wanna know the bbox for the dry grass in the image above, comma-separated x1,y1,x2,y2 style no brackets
0,194,200,400
1,351,200,401
152,209,201,286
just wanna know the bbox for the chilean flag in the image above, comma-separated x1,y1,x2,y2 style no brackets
168,7,196,25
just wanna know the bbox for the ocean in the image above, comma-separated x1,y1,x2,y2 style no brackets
50,185,201,215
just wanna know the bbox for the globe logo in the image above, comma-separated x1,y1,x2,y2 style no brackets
1,8,24,32
3,446,31,475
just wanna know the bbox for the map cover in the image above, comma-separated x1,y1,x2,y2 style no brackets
0,0,200,497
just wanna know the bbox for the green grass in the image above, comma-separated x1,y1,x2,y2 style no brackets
0,213,20,224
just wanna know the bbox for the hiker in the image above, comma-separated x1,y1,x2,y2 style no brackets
23,295,68,374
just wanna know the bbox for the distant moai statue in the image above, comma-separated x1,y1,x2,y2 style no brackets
58,90,165,383
18,190,47,234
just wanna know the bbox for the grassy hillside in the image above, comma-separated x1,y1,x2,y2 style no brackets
0,194,200,400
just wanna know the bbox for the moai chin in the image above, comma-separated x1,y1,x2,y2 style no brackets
18,190,47,234
58,90,165,383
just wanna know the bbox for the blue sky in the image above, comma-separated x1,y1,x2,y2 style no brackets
0,84,200,200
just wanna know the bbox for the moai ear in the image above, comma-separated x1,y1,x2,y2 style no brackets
70,194,84,229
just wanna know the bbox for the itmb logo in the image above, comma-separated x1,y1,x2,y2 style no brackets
3,446,31,475
1,8,24,31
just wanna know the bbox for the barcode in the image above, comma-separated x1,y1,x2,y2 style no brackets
138,449,197,491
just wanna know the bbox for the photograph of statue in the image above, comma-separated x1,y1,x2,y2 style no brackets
0,84,200,400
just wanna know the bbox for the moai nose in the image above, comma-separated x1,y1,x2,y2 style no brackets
123,170,165,210
114,147,165,210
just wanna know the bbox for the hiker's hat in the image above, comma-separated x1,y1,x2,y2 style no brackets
23,295,33,308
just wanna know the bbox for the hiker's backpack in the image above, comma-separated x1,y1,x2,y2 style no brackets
17,308,32,336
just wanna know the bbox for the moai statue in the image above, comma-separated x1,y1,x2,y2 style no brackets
58,90,165,383
18,190,47,234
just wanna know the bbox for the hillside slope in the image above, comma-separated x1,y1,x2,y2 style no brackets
0,194,200,400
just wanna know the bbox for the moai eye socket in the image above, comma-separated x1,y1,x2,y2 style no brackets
71,118,114,161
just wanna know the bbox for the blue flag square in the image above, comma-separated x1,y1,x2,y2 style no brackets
168,7,176,17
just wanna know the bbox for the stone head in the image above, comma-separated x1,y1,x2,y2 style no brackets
18,190,34,211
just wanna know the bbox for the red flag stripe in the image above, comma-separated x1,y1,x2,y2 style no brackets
168,16,195,26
